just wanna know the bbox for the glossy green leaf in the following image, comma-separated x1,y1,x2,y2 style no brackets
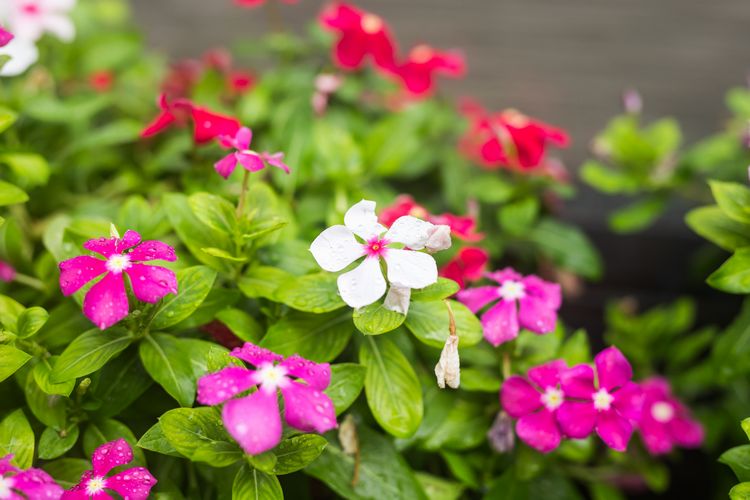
0,180,28,206
38,426,79,460
275,273,346,313
150,266,217,329
711,180,750,224
686,206,750,252
0,345,31,383
140,333,197,407
159,407,241,467
232,464,283,500
51,327,132,383
272,434,327,474
353,302,405,335
189,192,238,235
325,363,366,415
16,306,49,339
137,422,182,457
0,409,34,468
708,248,750,293
411,278,460,302
261,310,353,362
405,300,482,348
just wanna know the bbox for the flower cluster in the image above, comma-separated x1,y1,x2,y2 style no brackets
197,342,337,455
0,454,63,499
501,347,703,454
310,199,451,314
141,94,241,145
161,48,255,100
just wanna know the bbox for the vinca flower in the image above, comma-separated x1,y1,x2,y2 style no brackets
457,268,561,346
141,94,241,144
439,246,489,289
0,37,37,77
197,343,337,455
0,0,75,43
214,126,290,179
58,228,178,330
310,199,448,314
0,26,13,47
395,44,465,97
501,360,567,453
557,347,643,452
0,454,63,499
636,377,703,455
62,439,156,500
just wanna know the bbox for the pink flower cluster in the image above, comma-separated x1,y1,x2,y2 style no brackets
214,126,290,179
501,347,703,454
197,342,337,455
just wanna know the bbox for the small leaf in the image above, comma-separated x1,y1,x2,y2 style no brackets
275,273,346,313
261,310,353,362
232,464,283,500
0,180,28,206
0,409,34,468
498,197,539,236
411,278,460,302
353,302,405,335
708,248,750,294
238,265,293,300
139,333,197,407
216,308,263,343
16,306,49,338
38,426,79,460
721,445,750,482
530,218,602,280
51,327,132,383
0,345,31,382
405,300,482,348
189,192,238,235
711,180,750,224
609,196,667,233
273,434,327,474
150,266,217,330
33,357,75,396
686,206,750,252
159,407,242,467
325,363,366,415
137,422,182,457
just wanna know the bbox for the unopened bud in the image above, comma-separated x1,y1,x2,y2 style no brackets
383,285,411,315
109,223,121,239
487,411,515,453
434,333,460,389
425,224,452,253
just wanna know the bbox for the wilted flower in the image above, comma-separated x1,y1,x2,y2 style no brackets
636,377,703,455
424,224,452,253
58,228,178,330
197,342,337,455
0,37,38,77
310,199,447,313
487,412,515,453
380,195,482,242
557,347,643,452
439,246,489,289
395,44,465,96
457,268,561,346
501,359,567,453
1,0,76,43
0,454,63,499
214,126,290,179
434,332,459,389
62,439,156,500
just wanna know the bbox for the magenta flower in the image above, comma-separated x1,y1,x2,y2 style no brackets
58,229,178,330
62,439,156,500
214,127,290,179
500,360,567,453
0,260,15,282
556,347,643,452
197,342,337,455
457,268,561,347
0,27,13,48
0,454,63,499
636,377,703,455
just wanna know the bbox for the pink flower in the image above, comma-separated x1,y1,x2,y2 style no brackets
235,0,298,7
439,247,489,289
88,70,113,93
0,26,13,47
214,127,290,179
58,229,178,330
62,439,156,500
457,268,561,346
226,69,255,95
319,2,397,72
557,347,643,452
0,454,63,499
379,195,482,242
636,377,703,455
141,95,241,145
395,44,465,96
3,0,76,43
501,360,567,453
312,73,343,115
0,260,15,282
197,342,337,455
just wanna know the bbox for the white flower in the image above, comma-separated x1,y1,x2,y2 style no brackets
434,333,460,389
1,0,76,43
310,199,448,313
0,37,38,76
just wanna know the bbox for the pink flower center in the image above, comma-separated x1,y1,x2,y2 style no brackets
257,364,289,392
0,476,14,499
85,476,107,496
21,3,41,15
411,45,434,64
364,237,389,258
540,387,564,411
360,13,383,34
498,280,525,301
592,388,614,411
105,253,132,274
650,401,674,423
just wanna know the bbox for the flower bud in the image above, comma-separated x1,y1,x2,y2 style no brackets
434,333,460,389
425,224,452,253
487,411,515,453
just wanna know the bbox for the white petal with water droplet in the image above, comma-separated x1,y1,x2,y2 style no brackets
384,249,437,289
337,257,386,309
310,225,365,272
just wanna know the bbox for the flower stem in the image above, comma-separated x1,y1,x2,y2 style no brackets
501,350,511,380
13,272,45,291
444,299,457,339
236,169,251,220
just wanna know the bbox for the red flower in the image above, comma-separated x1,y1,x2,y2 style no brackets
227,70,256,95
439,247,489,289
395,44,465,96
161,59,203,99
319,2,397,72
141,95,241,145
88,70,114,93
380,195,482,242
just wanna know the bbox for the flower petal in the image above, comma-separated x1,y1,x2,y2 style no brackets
42,13,75,42
83,237,119,258
92,439,133,477
556,401,597,439
337,257,386,309
384,215,435,250
0,38,38,77
309,225,365,272
106,467,157,500
344,200,386,240
560,364,596,399
60,470,93,500
480,299,519,347
486,268,523,284
500,376,541,418
522,275,562,309
11,468,64,499
384,249,437,289
639,419,673,455
527,359,566,390
223,391,282,455
230,343,284,367
280,356,330,390
516,409,562,453
456,286,498,313
189,106,240,144
118,230,142,252
280,381,337,433
595,346,632,391
334,34,368,69
671,416,704,448
197,366,257,405
518,295,558,334
612,382,643,421
261,152,290,173
214,153,238,179
59,256,107,296
596,409,633,452
237,152,266,172
235,127,252,150
128,240,177,262
126,264,178,303
83,272,129,330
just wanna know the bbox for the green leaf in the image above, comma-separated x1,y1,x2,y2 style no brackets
721,445,750,482
411,278,460,302
742,418,750,441
261,310,353,363
609,197,667,233
67,119,141,153
415,472,465,500
38,426,79,460
238,265,294,300
33,357,75,396
359,337,423,438
89,347,152,419
325,363,366,415
353,302,405,335
558,330,591,366
530,218,602,280
711,180,750,224
232,464,283,500
201,247,247,262
188,192,238,235
247,451,277,474
273,434,327,474
51,327,132,383
0,106,17,134
137,422,182,457
0,409,34,468
460,368,501,392
708,248,750,293
0,345,31,382
686,206,750,252
275,273,346,313
465,174,515,204
159,407,242,467
140,334,197,407
0,180,28,206
580,160,638,194
216,308,263,344
16,306,49,338
0,153,50,187
405,300,483,348
24,371,67,429
730,482,750,500
498,197,540,236
83,419,145,466
150,266,217,329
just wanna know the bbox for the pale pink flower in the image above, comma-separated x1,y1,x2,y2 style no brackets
62,439,156,500
58,229,178,330
0,454,63,499
197,343,337,455
1,0,76,43
457,268,561,346
214,126,290,179
312,73,343,115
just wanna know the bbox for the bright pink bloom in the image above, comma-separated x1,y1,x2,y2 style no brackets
379,195,482,242
62,439,156,500
439,247,489,289
235,0,298,7
557,347,643,452
457,268,561,346
501,360,567,453
227,70,255,95
141,94,183,138
636,377,703,455
0,27,13,48
141,95,240,145
58,230,178,330
197,342,337,455
395,44,465,96
0,260,15,282
319,2,397,72
0,454,63,499
214,127,290,179
88,70,114,93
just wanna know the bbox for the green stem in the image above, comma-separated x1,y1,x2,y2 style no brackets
236,169,251,220
13,272,45,291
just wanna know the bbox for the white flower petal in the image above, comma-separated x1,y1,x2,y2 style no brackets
425,224,452,253
44,0,77,11
385,249,437,289
344,199,385,240
0,38,38,77
310,225,364,272
337,257,386,309
383,285,411,315
42,13,74,42
385,216,435,250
